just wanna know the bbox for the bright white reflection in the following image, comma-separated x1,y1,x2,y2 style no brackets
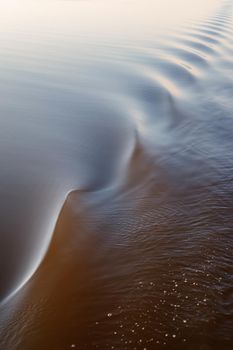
0,0,221,37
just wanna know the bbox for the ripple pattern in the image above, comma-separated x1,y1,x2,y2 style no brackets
0,1,233,350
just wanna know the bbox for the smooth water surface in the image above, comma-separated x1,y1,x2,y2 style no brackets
0,1,233,349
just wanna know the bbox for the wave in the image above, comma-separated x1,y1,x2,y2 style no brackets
1,1,233,348
1,0,233,307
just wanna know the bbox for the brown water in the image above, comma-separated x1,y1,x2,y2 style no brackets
0,1,233,349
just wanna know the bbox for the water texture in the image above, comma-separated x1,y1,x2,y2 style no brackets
0,1,233,349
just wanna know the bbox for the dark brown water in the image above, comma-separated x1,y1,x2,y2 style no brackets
0,1,233,349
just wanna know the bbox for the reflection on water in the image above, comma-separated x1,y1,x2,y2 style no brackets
0,0,233,349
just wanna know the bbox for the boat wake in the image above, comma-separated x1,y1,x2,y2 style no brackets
0,1,233,349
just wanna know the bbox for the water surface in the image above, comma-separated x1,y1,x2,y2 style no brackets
0,1,233,349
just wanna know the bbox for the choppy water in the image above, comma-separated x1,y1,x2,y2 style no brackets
0,0,233,349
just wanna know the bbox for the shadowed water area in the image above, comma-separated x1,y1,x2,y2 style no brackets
0,0,233,349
